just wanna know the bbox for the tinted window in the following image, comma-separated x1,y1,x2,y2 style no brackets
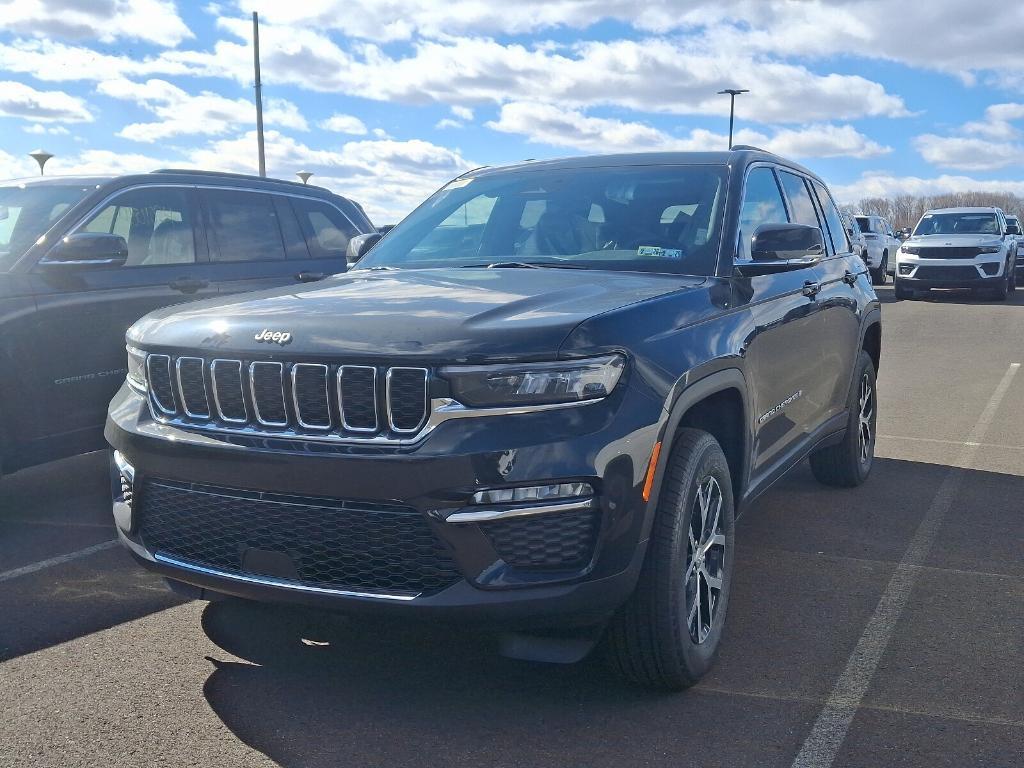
778,171,820,228
290,197,358,259
205,190,287,262
79,187,195,266
0,184,94,270
356,165,728,276
810,180,850,254
737,167,788,260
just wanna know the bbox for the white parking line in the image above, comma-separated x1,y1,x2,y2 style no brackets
877,434,1024,451
0,539,118,584
791,362,1020,768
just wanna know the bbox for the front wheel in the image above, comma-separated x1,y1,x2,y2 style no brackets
991,270,1010,301
1008,262,1017,293
810,350,877,487
605,429,735,690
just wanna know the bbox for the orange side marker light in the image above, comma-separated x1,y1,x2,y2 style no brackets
642,441,662,502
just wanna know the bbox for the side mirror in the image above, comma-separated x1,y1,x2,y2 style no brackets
750,223,824,261
346,232,382,264
377,224,395,235
41,232,128,268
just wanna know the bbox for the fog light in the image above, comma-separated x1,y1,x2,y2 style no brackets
113,451,135,532
898,264,913,275
471,482,593,505
980,262,1000,276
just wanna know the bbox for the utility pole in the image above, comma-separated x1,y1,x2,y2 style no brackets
717,88,749,150
253,11,266,177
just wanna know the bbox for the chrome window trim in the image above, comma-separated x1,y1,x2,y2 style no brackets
291,363,332,430
386,366,429,434
337,365,378,433
446,498,594,524
249,361,289,427
146,354,176,415
153,553,420,601
210,359,248,424
176,356,211,419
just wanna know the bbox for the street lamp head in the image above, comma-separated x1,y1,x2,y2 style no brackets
717,88,750,96
296,171,313,185
29,149,54,176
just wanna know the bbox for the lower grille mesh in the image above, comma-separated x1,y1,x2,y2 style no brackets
915,265,980,281
482,509,599,569
138,480,461,595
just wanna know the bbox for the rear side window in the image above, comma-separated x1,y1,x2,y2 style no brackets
738,167,788,260
78,186,196,266
290,197,359,259
778,171,820,228
810,180,850,255
204,189,287,262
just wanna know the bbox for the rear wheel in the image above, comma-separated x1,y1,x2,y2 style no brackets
606,429,735,690
871,253,888,285
810,351,876,488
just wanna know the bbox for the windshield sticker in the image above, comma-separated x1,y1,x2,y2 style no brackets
638,245,683,259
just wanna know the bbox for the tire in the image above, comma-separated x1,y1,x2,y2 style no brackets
991,269,1009,301
893,278,913,300
810,350,876,488
1008,262,1017,293
871,253,888,285
605,429,735,690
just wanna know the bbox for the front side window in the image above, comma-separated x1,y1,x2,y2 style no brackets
0,184,94,270
205,190,287,262
737,167,788,260
290,197,358,259
77,187,195,266
778,171,820,228
810,180,850,254
356,164,727,276
913,212,1000,236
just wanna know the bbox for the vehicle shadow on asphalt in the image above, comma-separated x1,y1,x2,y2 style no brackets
873,285,1024,306
196,456,1024,768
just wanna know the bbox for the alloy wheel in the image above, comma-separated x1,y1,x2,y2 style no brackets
858,372,874,463
685,476,727,644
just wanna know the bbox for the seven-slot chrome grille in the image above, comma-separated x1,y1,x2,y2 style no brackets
146,353,429,440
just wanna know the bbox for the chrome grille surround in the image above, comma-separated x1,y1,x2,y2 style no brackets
249,361,288,427
291,363,331,430
176,356,211,419
337,365,378,433
210,359,247,424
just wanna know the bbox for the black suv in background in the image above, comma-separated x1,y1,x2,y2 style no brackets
107,149,881,689
0,170,375,477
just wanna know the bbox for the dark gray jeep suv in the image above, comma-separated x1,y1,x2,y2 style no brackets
107,149,882,689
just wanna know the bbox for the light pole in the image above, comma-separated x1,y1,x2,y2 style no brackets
717,88,749,150
253,11,266,177
29,149,54,175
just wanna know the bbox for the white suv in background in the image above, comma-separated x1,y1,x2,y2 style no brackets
1006,214,1024,280
854,214,899,285
894,206,1017,301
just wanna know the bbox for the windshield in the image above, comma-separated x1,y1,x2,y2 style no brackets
355,165,727,275
0,184,95,270
913,212,999,236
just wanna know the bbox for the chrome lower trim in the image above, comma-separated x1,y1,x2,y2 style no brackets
153,553,421,601
446,498,594,523
113,450,135,484
148,396,601,446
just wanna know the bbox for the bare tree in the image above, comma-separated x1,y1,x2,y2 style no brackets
851,192,1023,230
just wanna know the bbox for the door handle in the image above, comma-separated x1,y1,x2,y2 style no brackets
295,271,326,283
168,277,209,294
843,270,858,286
802,280,822,297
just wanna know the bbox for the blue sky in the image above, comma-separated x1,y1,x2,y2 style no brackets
2,1,1024,221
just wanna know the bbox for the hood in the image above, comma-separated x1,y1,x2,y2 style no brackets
904,233,1003,249
129,268,704,362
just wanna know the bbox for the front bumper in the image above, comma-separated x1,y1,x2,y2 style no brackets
106,381,662,628
895,258,1005,289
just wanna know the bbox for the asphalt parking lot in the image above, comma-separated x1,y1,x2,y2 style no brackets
1,286,1022,768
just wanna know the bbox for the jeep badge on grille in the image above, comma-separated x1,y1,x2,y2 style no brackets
255,329,292,345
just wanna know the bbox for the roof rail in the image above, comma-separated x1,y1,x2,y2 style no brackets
150,168,320,189
729,144,772,154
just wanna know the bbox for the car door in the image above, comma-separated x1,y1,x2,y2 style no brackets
199,188,353,297
735,166,827,479
25,184,217,443
806,178,863,427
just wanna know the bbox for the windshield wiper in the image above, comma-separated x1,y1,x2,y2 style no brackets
459,261,587,270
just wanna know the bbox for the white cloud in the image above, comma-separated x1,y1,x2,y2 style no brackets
913,134,1023,171
318,113,368,135
435,118,463,130
183,131,474,221
0,0,192,47
95,78,306,142
831,171,1024,204
963,103,1024,140
0,80,92,123
451,105,474,121
487,102,890,159
23,123,71,135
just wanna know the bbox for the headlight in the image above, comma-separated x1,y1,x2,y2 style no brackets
126,346,147,393
978,245,1001,253
441,354,625,408
900,246,919,255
